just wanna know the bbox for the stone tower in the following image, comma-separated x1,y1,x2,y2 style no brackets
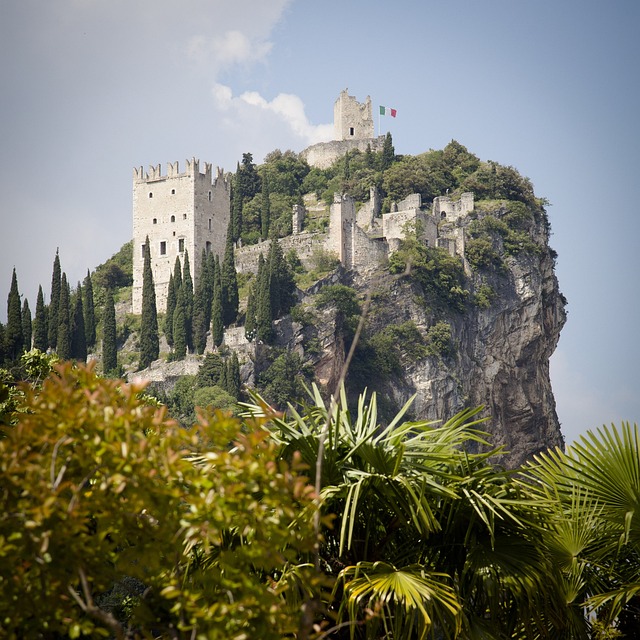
132,159,230,314
333,89,374,141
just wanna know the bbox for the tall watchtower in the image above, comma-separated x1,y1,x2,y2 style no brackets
132,159,230,314
333,89,374,141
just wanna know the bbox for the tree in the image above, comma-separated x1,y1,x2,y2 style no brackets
173,255,183,293
47,249,61,349
171,285,187,361
0,362,318,639
70,283,87,362
255,254,272,343
221,223,239,326
102,288,117,374
33,285,48,352
5,268,23,361
182,249,194,351
83,270,96,349
56,273,71,360
268,237,296,318
0,322,5,365
244,281,256,342
381,131,395,169
261,170,271,239
164,273,176,347
21,299,32,351
139,236,159,369
226,352,241,399
211,265,224,348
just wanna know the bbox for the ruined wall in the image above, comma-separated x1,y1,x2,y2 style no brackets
301,137,384,170
333,89,374,141
432,192,474,222
132,159,229,313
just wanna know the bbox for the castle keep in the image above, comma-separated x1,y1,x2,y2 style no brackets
132,159,229,313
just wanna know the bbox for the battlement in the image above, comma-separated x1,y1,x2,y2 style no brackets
133,158,226,185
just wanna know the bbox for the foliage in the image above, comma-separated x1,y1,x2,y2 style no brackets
425,321,453,357
56,273,71,360
5,268,24,362
469,210,541,257
47,249,62,349
221,223,239,326
257,351,311,410
21,298,32,352
0,362,319,639
249,387,560,639
83,270,96,349
473,283,496,309
164,272,176,347
465,236,503,271
314,284,360,318
93,241,133,290
70,283,87,361
171,285,187,361
33,285,48,353
139,237,159,369
389,235,469,313
193,385,237,414
101,288,117,375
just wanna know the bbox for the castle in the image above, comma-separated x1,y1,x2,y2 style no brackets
131,91,473,313
132,159,230,313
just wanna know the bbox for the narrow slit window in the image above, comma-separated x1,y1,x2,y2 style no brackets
206,241,211,253
178,238,185,253
148,192,153,198
349,127,354,136
160,241,167,255
208,218,212,231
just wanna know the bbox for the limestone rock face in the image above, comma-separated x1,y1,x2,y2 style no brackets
298,207,566,469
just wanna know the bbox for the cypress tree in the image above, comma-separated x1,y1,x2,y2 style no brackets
164,273,176,347
102,288,117,374
227,352,241,399
219,357,228,391
261,171,271,240
211,266,224,348
172,286,187,360
182,249,194,351
204,250,215,329
255,254,272,343
5,268,24,361
192,253,209,355
83,269,96,349
231,169,243,241
221,223,239,326
244,282,256,342
381,132,395,170
173,256,183,294
269,238,296,318
56,273,71,360
0,322,5,364
70,283,87,362
139,236,159,369
22,298,32,351
33,285,48,352
47,250,61,349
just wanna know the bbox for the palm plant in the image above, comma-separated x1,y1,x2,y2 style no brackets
521,422,640,637
244,385,564,639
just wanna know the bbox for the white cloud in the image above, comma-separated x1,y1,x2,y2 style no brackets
187,30,272,71
212,83,333,147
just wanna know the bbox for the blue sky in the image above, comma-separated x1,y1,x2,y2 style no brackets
1,0,638,444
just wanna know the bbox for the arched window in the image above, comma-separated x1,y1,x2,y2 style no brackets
148,192,153,198
170,215,175,223
152,218,157,224
171,188,176,195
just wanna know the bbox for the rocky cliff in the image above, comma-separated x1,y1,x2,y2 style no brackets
282,199,566,469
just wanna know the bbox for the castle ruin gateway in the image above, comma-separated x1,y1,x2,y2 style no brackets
301,89,385,169
132,159,230,314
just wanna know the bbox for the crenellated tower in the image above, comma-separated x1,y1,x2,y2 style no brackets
132,158,230,313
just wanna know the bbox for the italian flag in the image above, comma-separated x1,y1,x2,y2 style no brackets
379,106,397,117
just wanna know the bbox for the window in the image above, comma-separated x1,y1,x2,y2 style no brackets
208,191,212,201
141,244,146,258
206,241,211,253
160,241,167,255
170,215,175,223
171,188,175,195
148,192,153,198
349,127,354,136
208,218,212,231
152,218,157,224
178,238,185,253
183,213,187,220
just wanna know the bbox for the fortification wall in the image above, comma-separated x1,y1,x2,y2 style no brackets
301,137,384,170
432,192,474,222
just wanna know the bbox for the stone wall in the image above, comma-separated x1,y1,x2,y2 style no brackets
301,136,384,170
132,159,230,313
432,192,474,222
333,89,374,141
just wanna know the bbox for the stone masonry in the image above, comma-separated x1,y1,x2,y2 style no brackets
132,159,230,313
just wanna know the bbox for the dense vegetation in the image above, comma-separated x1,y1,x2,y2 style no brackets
0,355,638,638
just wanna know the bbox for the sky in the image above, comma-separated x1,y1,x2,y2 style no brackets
1,0,638,444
